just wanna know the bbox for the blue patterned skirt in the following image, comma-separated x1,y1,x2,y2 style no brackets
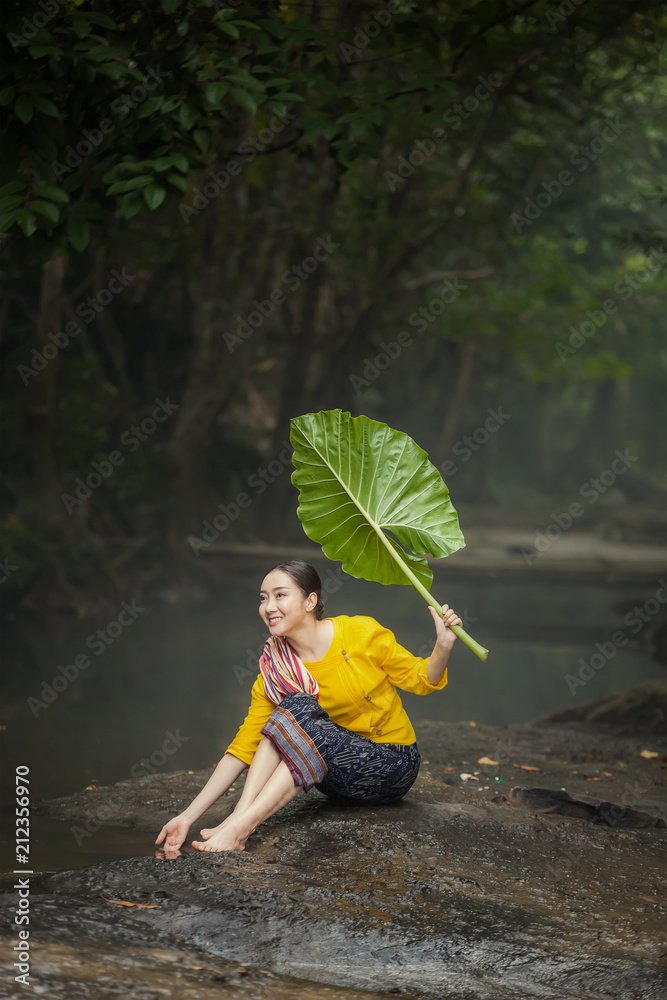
261,691,421,805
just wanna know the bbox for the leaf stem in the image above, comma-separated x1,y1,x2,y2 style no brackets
372,520,489,662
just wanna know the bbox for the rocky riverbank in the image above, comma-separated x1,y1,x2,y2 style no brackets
2,685,666,999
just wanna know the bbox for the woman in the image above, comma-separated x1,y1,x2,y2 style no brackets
156,560,462,854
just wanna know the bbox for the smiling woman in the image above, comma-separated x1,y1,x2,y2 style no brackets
155,560,462,855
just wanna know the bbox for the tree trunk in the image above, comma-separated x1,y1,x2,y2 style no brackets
437,338,476,465
30,252,66,526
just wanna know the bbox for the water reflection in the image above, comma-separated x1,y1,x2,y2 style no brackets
2,567,664,810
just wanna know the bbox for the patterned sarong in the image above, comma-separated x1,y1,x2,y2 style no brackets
261,692,421,804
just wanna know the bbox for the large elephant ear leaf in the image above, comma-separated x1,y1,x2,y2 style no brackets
289,409,465,590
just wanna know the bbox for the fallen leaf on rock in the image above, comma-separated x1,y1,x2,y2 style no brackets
102,898,157,908
468,721,477,727
603,772,614,777
585,775,601,781
423,760,430,764
85,784,98,790
444,766,455,771
460,773,479,781
477,756,499,765
637,896,658,904
513,764,540,772
639,750,660,759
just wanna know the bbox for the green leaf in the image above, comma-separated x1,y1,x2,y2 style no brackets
96,62,127,80
15,210,38,237
32,96,59,118
192,128,209,153
136,96,164,118
33,185,69,204
120,191,143,219
270,92,305,102
0,182,25,199
161,0,182,11
28,199,60,224
166,172,188,192
178,102,198,130
67,216,89,252
217,21,240,39
226,72,264,92
106,176,153,195
660,37,667,71
0,87,15,106
14,96,34,124
85,12,117,29
29,45,64,58
0,211,20,232
205,82,228,105
143,184,166,210
289,410,487,662
0,195,25,213
230,89,257,115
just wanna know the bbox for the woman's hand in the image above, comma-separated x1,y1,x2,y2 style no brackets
428,604,463,649
155,813,192,852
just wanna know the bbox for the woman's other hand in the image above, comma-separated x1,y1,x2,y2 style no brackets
428,604,462,648
155,813,191,852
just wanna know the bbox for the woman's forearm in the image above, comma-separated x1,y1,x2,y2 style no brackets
181,753,248,822
426,641,454,685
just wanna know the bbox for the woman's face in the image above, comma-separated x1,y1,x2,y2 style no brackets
259,570,315,635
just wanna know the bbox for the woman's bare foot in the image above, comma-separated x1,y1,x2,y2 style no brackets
200,812,257,840
192,818,248,852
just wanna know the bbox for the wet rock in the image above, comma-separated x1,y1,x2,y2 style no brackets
3,717,666,999
537,680,667,737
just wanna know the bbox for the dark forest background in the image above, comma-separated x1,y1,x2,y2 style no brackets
1,0,666,613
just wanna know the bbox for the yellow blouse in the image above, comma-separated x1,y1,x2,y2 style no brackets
225,614,447,766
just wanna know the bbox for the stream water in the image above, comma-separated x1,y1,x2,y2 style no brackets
2,565,665,879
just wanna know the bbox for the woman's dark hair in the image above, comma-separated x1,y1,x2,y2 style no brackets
267,560,325,620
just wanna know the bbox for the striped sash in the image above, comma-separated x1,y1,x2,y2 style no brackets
259,635,319,705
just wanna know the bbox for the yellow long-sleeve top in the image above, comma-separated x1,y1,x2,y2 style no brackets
225,614,447,766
